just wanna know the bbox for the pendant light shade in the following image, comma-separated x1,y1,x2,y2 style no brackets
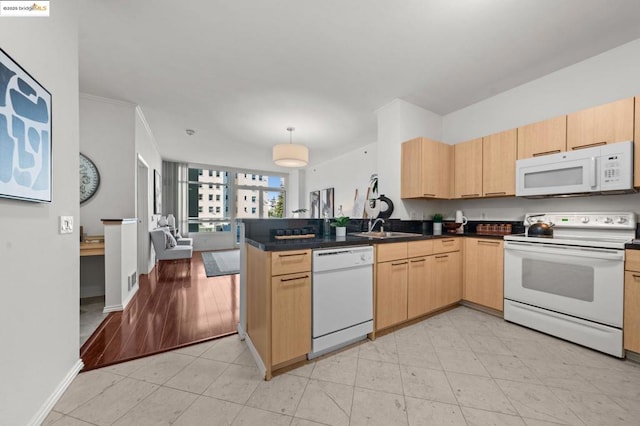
273,127,308,167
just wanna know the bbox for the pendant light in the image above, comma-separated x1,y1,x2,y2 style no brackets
272,127,309,167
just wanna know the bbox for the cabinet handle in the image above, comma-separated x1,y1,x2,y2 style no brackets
533,149,561,157
423,193,436,197
571,141,607,150
441,239,455,243
484,192,506,196
278,252,307,258
461,194,479,198
632,274,640,279
280,275,309,283
391,261,408,266
435,255,449,259
410,258,426,263
478,240,500,245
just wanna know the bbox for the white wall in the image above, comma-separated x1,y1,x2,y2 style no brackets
0,2,82,425
306,142,378,217
376,99,443,219
437,37,640,220
79,95,136,235
375,38,640,221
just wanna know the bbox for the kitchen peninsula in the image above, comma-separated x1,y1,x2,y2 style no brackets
240,218,507,380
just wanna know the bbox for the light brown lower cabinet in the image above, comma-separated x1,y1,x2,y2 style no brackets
375,240,460,331
463,238,504,311
624,250,640,352
376,259,409,330
433,251,462,307
271,273,311,365
246,244,311,379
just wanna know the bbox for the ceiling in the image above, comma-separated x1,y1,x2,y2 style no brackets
79,0,640,171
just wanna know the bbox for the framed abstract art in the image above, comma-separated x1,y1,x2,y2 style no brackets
0,48,52,203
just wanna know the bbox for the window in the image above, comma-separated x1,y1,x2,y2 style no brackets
188,167,286,231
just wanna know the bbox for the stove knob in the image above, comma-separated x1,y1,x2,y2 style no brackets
603,217,613,224
581,217,590,223
616,217,627,224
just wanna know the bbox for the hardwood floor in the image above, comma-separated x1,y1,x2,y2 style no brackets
80,253,239,371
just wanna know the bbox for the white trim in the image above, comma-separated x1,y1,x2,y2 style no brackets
79,92,136,107
103,303,124,313
135,106,161,153
121,284,139,311
137,152,149,168
243,334,267,379
237,323,246,340
28,359,84,426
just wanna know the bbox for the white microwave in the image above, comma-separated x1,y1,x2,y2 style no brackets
516,140,634,197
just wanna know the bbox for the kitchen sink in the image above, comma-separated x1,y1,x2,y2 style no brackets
350,231,424,239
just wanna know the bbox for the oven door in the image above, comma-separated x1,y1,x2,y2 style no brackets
504,241,624,327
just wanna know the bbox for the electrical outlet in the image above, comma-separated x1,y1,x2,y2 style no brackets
60,216,73,234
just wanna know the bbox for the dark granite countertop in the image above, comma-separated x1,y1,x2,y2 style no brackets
245,232,506,251
626,242,640,250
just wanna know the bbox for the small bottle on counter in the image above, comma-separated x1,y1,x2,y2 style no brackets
323,215,331,238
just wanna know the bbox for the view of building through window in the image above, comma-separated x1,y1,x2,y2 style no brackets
188,167,286,232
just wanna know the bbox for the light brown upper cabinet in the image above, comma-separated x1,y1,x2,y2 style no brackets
566,97,634,151
483,129,517,197
401,137,452,199
517,116,567,160
454,138,482,199
635,97,640,188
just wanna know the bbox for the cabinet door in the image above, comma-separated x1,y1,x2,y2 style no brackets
421,138,452,199
635,97,640,188
271,273,311,365
567,97,634,151
376,260,408,330
483,129,516,197
624,271,640,352
463,239,504,311
401,138,423,198
407,256,433,319
454,138,483,199
517,116,567,159
433,251,462,308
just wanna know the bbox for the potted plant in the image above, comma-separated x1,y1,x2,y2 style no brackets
432,213,443,235
331,216,350,238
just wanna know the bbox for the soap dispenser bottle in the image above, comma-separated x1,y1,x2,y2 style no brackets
323,215,331,238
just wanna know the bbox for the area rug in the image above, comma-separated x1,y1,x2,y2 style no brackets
201,250,240,277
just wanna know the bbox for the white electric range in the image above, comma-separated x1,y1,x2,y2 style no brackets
503,212,636,357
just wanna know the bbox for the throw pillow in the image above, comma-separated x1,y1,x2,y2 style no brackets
162,227,177,248
158,215,168,227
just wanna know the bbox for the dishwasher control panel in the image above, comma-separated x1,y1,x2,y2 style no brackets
312,246,373,272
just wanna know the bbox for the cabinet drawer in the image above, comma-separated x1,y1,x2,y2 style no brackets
433,237,461,254
376,242,408,263
408,240,433,258
271,249,311,276
626,250,640,272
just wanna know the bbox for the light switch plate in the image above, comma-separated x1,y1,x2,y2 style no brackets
60,216,73,234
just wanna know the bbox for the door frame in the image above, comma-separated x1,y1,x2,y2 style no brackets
137,154,150,274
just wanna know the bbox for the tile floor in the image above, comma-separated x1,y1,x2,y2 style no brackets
46,306,640,425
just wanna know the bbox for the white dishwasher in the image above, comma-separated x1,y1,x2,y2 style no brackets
310,245,374,359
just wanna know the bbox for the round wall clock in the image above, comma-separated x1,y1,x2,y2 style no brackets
79,153,100,204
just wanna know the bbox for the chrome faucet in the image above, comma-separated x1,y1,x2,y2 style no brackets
368,218,385,232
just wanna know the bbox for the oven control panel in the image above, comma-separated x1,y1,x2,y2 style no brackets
525,212,636,229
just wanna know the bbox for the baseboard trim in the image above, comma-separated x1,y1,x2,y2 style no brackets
103,303,123,313
28,359,84,426
237,323,246,340
121,284,139,311
243,334,267,379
